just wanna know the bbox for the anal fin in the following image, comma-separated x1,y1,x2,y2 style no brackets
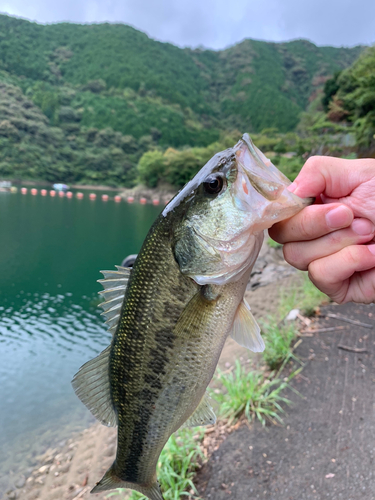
230,298,265,352
181,392,216,428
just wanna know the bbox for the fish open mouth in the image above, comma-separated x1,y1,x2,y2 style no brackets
232,134,314,228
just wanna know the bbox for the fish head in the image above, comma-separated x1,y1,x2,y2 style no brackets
164,133,313,285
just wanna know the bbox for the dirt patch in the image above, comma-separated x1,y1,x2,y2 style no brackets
196,301,375,500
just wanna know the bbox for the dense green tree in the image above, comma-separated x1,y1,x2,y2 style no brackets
324,46,375,146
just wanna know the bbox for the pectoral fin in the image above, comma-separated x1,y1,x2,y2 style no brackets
230,299,265,352
181,392,216,428
173,289,217,339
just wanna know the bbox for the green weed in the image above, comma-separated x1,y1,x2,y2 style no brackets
261,318,298,371
300,274,328,316
262,272,327,371
211,360,292,426
106,428,205,500
279,272,328,318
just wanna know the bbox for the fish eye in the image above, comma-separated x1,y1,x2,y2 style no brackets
203,174,226,195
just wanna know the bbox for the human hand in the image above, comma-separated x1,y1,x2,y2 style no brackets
269,156,375,304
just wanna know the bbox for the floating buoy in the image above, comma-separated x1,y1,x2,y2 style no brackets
152,199,160,206
164,199,171,205
89,193,97,200
76,192,84,199
127,196,134,203
31,188,38,196
50,190,56,197
102,194,109,201
114,195,122,203
66,191,73,198
59,191,65,197
21,187,27,194
140,197,147,205
41,189,47,196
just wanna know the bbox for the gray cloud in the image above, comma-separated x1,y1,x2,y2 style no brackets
1,0,374,49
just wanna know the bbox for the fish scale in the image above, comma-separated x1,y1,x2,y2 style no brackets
110,217,198,485
72,134,313,499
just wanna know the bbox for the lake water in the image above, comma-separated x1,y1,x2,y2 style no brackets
0,189,160,492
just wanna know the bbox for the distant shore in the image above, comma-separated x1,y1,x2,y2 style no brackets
1,178,178,204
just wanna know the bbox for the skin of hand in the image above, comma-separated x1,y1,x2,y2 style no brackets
269,156,375,304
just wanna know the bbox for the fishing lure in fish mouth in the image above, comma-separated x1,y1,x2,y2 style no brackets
72,133,313,500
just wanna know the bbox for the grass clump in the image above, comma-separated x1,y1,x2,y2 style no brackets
211,360,292,426
261,318,298,371
279,272,328,318
106,429,204,500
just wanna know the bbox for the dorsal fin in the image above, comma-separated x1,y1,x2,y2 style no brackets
97,266,131,335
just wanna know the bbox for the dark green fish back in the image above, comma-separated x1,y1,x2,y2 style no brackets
109,213,198,483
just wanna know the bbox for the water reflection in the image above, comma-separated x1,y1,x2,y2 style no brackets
0,190,160,491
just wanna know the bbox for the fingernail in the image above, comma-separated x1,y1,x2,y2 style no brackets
288,182,297,193
326,206,352,229
352,219,375,236
368,244,375,255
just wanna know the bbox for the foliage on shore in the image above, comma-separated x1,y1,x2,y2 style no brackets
0,14,364,186
321,45,375,149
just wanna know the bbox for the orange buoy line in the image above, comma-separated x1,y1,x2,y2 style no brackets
18,188,160,205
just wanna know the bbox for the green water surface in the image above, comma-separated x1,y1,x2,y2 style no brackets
0,189,160,492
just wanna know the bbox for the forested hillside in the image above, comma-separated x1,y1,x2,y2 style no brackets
0,14,364,186
321,45,375,149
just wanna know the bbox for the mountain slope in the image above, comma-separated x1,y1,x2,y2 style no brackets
0,14,364,185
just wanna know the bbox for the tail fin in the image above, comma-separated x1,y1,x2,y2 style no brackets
90,466,164,500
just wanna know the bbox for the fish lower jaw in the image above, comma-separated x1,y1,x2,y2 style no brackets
191,232,264,286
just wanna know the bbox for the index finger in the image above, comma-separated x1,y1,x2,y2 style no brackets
289,156,374,199
269,203,353,244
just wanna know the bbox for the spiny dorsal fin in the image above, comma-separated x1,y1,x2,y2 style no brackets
97,266,131,334
230,298,265,352
71,346,117,427
181,392,216,428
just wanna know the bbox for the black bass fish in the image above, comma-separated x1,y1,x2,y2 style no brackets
72,134,312,499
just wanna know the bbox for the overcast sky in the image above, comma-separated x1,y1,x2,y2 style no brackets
1,0,374,50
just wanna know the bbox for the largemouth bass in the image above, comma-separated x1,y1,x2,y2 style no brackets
72,134,312,500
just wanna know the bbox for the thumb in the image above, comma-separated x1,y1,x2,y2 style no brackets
289,156,372,199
